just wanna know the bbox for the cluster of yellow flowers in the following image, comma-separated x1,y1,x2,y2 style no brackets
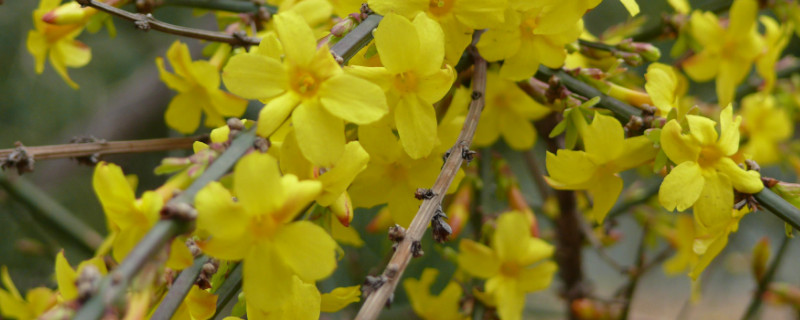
12,0,800,318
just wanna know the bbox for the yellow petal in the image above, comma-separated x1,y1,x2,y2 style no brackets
659,161,705,211
498,37,540,81
185,286,217,320
620,0,640,16
165,92,203,134
257,92,300,138
457,239,500,278
613,135,658,170
273,12,317,67
222,54,287,100
26,30,47,74
716,59,751,109
395,94,437,159
492,279,524,320
274,221,337,281
49,49,79,89
55,251,78,301
345,66,394,90
714,157,763,194
209,90,248,118
660,120,700,164
645,63,678,115
357,122,403,162
197,236,251,261
583,112,624,162
366,0,426,17
518,260,558,291
588,174,624,223
112,227,147,263
93,162,137,229
287,0,334,26
693,171,733,230
452,0,505,28
413,12,447,73
319,73,388,124
26,287,56,316
156,57,190,92
689,230,729,280
416,66,455,104
293,100,346,167
166,238,193,270
476,18,521,62
54,38,91,68
728,0,758,36
387,183,420,227
686,115,718,146
688,11,724,46
317,142,370,206
516,235,555,266
374,13,419,73
499,110,535,150
492,212,532,263
545,150,597,187
274,175,322,223
682,50,719,82
233,153,283,215
243,243,293,311
320,285,361,313
717,106,740,155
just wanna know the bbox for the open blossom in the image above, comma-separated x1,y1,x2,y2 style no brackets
367,0,505,64
55,251,107,302
658,106,763,234
404,268,465,320
347,12,455,159
0,266,56,320
681,0,763,108
156,41,247,134
546,112,657,222
457,212,557,320
644,62,688,118
195,152,336,314
477,0,600,80
223,12,387,167
27,0,92,89
739,93,792,165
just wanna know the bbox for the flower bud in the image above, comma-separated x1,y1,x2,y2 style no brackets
42,2,87,25
445,184,471,238
751,237,770,281
330,192,354,227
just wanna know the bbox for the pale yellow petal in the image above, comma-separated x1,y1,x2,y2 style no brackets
292,100,346,167
659,161,705,211
374,12,419,73
274,221,337,281
222,53,287,100
457,239,500,278
273,12,317,67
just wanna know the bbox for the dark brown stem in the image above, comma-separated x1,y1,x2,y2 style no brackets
76,0,260,46
354,42,488,320
536,113,584,319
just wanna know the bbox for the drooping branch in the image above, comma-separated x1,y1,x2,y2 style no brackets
355,44,488,320
75,0,261,46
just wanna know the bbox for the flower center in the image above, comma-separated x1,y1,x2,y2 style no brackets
520,13,540,37
386,162,408,181
428,0,454,17
697,145,723,168
500,262,520,278
291,70,320,98
393,72,419,94
248,215,277,239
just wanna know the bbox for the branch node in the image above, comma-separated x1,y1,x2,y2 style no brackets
388,224,406,251
431,205,452,243
385,263,399,279
362,275,387,299
135,13,152,30
77,264,103,302
160,202,198,222
460,144,477,164
411,240,424,258
70,135,106,166
330,49,344,65
414,188,436,200
470,90,482,100
1,141,35,174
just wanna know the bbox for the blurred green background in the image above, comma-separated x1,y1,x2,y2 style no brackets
2,0,800,318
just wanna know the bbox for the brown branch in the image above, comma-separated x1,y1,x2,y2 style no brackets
575,209,629,275
0,136,199,161
75,0,260,46
354,43,488,320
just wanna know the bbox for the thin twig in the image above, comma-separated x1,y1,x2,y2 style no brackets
76,0,261,46
0,172,104,252
73,130,257,320
606,182,660,221
741,235,792,320
522,150,552,201
151,256,211,319
619,223,649,320
0,136,199,161
160,0,276,13
354,41,488,320
575,210,629,275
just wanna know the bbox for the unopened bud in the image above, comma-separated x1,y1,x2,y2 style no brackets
330,192,354,226
752,237,771,281
331,17,356,38
43,2,87,25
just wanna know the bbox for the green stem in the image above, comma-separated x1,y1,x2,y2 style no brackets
151,256,211,319
212,263,243,319
0,172,103,253
741,235,791,320
331,14,382,64
160,0,277,13
534,66,643,122
755,188,800,231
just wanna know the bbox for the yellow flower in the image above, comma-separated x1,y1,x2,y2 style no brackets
156,41,247,134
367,0,505,64
477,0,600,80
349,123,462,226
327,0,363,18
403,268,465,320
223,12,388,167
55,251,107,302
681,0,763,108
93,162,193,269
455,70,550,150
0,266,56,320
26,0,92,89
658,106,763,233
644,62,688,118
689,208,748,280
546,113,657,222
347,12,455,159
740,93,793,165
660,215,697,275
456,212,557,320
320,285,361,312
194,153,336,313
756,16,793,92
